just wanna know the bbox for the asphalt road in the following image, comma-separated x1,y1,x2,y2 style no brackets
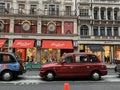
0,81,120,90
0,68,119,90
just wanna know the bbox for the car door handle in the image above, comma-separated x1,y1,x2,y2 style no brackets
70,66,73,69
86,66,90,68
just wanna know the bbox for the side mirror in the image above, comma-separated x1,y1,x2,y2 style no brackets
61,60,65,64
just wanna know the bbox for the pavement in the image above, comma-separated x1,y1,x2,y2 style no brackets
107,64,116,69
25,62,116,70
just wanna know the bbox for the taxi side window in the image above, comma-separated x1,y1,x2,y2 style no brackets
65,56,73,64
76,55,88,63
0,54,16,63
89,55,99,62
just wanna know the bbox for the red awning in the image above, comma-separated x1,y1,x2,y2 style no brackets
42,40,73,49
12,40,35,48
0,39,6,48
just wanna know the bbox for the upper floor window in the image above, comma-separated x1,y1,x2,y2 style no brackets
79,9,89,17
65,6,71,16
101,10,105,20
0,3,5,14
94,8,98,19
114,10,118,20
44,5,47,9
114,27,118,36
93,26,98,36
30,5,37,14
44,4,60,16
100,27,105,36
18,4,25,14
80,25,88,36
49,5,55,15
107,27,112,36
107,10,111,20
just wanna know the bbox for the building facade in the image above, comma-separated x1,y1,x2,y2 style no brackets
0,0,120,64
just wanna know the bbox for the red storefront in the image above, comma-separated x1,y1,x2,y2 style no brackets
41,40,73,64
12,39,35,62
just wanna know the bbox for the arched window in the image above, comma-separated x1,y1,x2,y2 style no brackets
80,25,88,36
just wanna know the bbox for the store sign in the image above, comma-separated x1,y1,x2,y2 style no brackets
16,42,32,47
51,42,65,47
12,40,34,48
0,39,6,48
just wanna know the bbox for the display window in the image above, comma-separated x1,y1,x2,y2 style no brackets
41,48,60,64
114,46,120,61
15,48,36,62
16,48,25,62
26,48,36,63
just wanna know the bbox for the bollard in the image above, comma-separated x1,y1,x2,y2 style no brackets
64,83,70,90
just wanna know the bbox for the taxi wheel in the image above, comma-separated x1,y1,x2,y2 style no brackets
45,71,55,81
2,71,13,81
91,71,101,81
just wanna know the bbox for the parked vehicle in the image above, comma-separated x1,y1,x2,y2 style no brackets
114,60,120,74
0,52,26,81
40,52,107,81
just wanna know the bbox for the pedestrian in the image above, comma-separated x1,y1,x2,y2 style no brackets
26,56,29,62
46,56,51,63
30,56,34,62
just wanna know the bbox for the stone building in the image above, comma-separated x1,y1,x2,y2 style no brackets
0,0,120,64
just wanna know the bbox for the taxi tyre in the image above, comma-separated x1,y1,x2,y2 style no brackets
1,70,13,81
91,71,101,81
45,71,55,81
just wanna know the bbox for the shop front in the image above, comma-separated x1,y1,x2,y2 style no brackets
12,39,36,62
79,44,120,64
41,40,73,64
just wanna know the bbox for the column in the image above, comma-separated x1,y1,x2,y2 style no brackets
105,27,107,36
112,8,115,20
98,26,100,36
12,0,17,14
62,21,64,34
105,7,108,20
8,39,13,52
37,19,41,34
74,20,77,34
112,27,114,36
118,27,120,36
36,40,41,62
9,18,14,33
25,0,30,14
99,7,101,20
